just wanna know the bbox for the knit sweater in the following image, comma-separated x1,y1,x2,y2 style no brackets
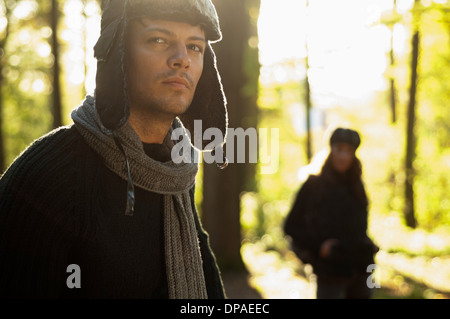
0,125,225,299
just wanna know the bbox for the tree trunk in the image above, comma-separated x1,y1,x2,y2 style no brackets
389,35,397,124
0,1,12,173
97,0,107,11
51,0,63,128
389,79,397,124
389,0,398,124
203,0,260,272
304,0,312,163
0,64,5,173
304,60,312,163
404,4,420,229
81,0,88,98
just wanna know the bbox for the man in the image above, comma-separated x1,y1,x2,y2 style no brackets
0,0,228,299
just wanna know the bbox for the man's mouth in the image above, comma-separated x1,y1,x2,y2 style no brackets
162,77,191,89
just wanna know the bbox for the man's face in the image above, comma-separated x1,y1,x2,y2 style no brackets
126,18,206,117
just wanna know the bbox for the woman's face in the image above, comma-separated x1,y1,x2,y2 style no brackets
330,142,356,173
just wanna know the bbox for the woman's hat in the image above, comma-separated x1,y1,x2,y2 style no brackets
330,128,361,150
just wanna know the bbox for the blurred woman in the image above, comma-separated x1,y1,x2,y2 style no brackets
284,128,378,299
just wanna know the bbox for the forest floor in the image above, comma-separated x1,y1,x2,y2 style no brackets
221,242,450,299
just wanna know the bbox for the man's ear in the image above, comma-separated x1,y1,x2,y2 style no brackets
179,43,228,151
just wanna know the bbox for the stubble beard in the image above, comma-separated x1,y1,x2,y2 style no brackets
131,90,194,126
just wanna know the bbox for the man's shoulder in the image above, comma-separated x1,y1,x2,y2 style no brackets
1,125,86,182
0,125,91,218
26,124,81,154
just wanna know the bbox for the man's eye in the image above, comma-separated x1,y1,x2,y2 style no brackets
189,44,204,53
148,37,166,44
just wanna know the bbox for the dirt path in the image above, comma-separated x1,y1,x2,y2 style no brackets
222,243,316,299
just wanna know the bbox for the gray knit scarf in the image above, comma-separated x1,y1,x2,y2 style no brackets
71,96,208,299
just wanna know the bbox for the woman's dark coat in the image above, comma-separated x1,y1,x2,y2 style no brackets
285,171,376,278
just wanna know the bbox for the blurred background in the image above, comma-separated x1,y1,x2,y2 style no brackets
0,0,449,298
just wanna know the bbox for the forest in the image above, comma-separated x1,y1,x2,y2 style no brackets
0,0,449,299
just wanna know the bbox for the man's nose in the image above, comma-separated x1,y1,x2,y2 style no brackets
168,43,191,70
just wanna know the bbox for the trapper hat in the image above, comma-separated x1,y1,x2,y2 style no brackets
93,0,228,152
330,128,361,150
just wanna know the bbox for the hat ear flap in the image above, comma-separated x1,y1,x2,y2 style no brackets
180,44,228,150
95,20,129,131
94,19,122,62
94,1,129,131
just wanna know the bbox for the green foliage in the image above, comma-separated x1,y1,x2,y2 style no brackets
1,0,99,168
1,0,54,166
242,4,450,291
409,4,450,231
